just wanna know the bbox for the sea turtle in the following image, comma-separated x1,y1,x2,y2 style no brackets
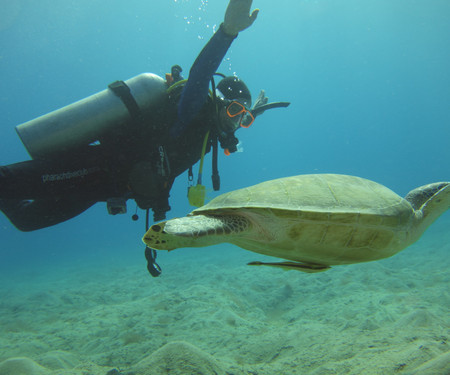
143,174,449,273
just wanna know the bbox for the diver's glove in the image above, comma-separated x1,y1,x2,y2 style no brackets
223,0,259,37
252,90,269,112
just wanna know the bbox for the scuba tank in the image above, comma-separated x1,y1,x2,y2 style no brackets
16,73,166,159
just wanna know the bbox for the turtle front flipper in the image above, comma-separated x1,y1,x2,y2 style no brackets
248,261,331,273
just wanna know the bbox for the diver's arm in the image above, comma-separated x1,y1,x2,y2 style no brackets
171,0,259,138
169,26,236,138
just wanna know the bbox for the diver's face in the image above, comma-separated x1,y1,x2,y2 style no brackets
219,105,241,134
218,98,254,134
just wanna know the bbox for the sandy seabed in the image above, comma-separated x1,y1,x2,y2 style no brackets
0,216,448,375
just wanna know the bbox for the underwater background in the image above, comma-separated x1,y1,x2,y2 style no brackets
0,0,449,374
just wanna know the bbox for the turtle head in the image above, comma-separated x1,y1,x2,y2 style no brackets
143,221,176,251
405,181,450,240
142,220,200,251
143,214,249,251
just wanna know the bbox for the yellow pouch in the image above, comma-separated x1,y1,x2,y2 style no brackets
188,184,206,207
187,131,210,207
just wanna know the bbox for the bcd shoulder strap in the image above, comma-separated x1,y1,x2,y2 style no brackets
108,80,144,130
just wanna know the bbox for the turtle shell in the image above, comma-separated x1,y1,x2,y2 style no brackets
194,174,412,220
191,174,416,266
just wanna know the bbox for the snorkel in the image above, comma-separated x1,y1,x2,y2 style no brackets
251,100,291,118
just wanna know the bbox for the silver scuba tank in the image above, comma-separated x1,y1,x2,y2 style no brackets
15,73,167,159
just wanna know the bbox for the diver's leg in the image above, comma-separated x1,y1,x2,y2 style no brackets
0,196,95,232
0,158,113,199
0,160,60,198
0,156,115,231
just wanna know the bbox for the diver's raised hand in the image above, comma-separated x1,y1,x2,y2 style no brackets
252,90,268,110
223,0,259,37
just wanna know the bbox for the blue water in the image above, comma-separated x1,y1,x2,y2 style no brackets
1,0,448,264
0,1,449,373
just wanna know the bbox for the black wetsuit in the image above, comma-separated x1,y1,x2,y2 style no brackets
0,25,236,232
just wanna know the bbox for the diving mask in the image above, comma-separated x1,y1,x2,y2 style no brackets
226,101,255,128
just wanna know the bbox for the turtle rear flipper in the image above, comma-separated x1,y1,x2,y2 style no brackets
248,261,331,273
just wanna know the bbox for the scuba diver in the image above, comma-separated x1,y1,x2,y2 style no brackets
0,0,289,276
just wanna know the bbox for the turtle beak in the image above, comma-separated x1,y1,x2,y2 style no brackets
143,222,168,249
